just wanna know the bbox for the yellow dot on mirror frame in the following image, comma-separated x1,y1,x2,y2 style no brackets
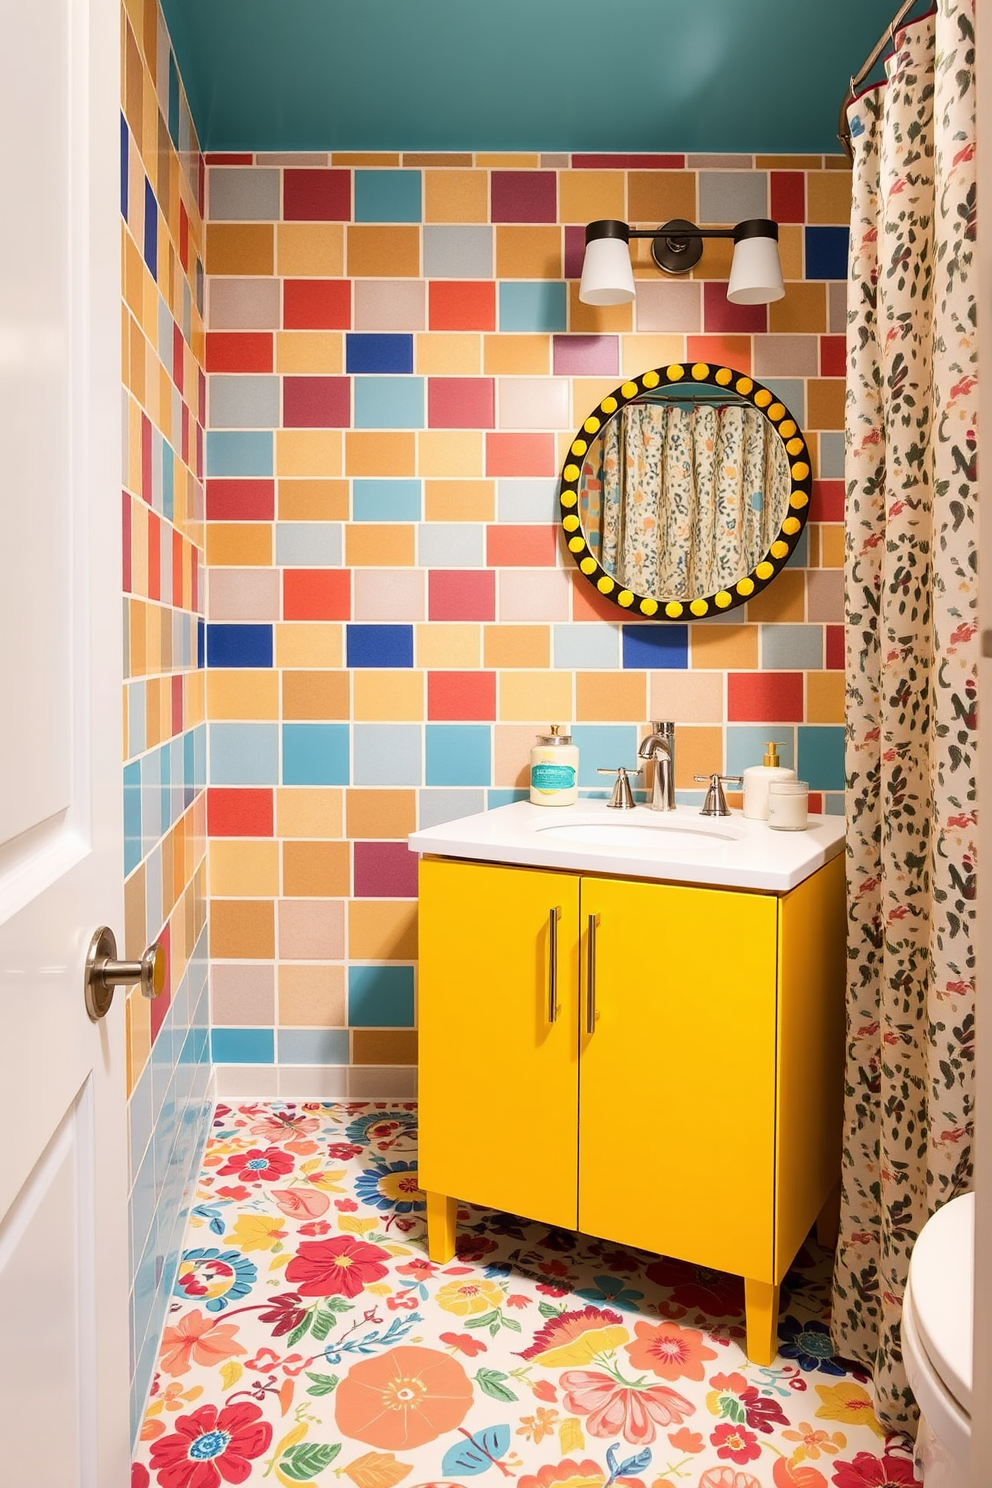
791,461,810,480
601,397,618,414
642,370,660,388
690,598,709,616
568,536,586,552
597,575,615,594
754,388,772,407
779,420,796,438
782,516,801,535
736,376,754,395
617,590,635,608
640,597,659,615
771,541,789,559
786,437,804,455
563,464,580,481
737,577,755,596
790,491,809,508
571,439,588,456
768,403,785,421
691,363,709,380
667,364,685,380
621,382,638,399
665,601,684,618
580,557,597,574
563,514,580,531
560,491,577,508
584,417,601,434
715,590,733,608
756,561,775,580
715,368,732,385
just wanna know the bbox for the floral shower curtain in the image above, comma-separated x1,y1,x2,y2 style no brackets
833,0,977,1430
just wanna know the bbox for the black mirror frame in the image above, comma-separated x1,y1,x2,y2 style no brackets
558,360,813,620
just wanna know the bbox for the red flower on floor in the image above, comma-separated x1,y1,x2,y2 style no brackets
711,1422,761,1465
149,1401,271,1488
284,1235,391,1298
830,1452,920,1488
644,1258,743,1318
132,1467,150,1488
216,1147,294,1184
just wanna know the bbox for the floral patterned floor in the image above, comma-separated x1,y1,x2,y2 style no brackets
132,1102,921,1488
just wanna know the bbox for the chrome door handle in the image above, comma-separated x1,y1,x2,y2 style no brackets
84,926,165,1022
547,906,561,1023
586,913,600,1034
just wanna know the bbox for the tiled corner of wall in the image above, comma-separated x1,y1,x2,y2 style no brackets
121,0,211,1439
201,150,850,1099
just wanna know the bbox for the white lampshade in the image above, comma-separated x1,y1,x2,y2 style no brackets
727,220,785,304
579,225,636,305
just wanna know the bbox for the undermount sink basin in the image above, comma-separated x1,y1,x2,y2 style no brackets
534,816,742,848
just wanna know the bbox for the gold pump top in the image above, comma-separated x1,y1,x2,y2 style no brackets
537,725,572,745
763,742,782,767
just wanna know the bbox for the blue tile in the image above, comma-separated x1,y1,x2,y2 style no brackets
797,725,846,791
571,725,640,786
418,788,487,828
354,169,422,223
197,617,206,669
124,762,142,877
120,113,128,221
354,377,424,429
206,430,273,477
347,334,414,374
487,788,529,809
353,724,422,787
282,723,350,785
426,724,491,786
353,480,422,523
143,177,157,279
206,624,273,669
805,226,850,280
499,282,567,333
621,625,688,670
278,1029,350,1065
348,966,415,1027
209,723,279,785
725,726,796,779
347,624,414,668
211,1028,275,1064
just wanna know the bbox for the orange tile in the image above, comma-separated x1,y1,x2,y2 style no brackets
352,1029,418,1065
276,787,344,838
282,670,350,720
346,790,418,839
126,989,150,1095
570,572,629,623
210,840,280,897
345,523,416,567
779,225,804,281
279,479,350,521
627,172,697,228
477,153,540,169
276,331,343,374
689,624,759,670
283,840,351,897
688,235,735,281
278,964,347,1027
807,379,846,430
819,526,845,568
769,283,826,335
418,430,484,477
745,570,807,623
348,225,420,277
405,153,474,168
648,669,725,722
206,224,274,276
685,335,752,373
210,899,275,958
123,861,146,958
558,170,625,225
807,670,845,723
206,523,272,567
575,671,646,722
806,171,854,224
756,154,824,170
424,479,494,522
568,284,632,334
348,899,418,960
621,335,685,376
277,429,342,477
572,378,623,416
207,669,280,720
499,670,572,722
415,333,482,375
484,625,550,668
483,334,550,376
415,623,481,669
673,726,724,788
495,226,562,280
353,669,424,720
275,622,343,668
425,169,489,223
346,431,417,476
333,152,398,167
806,525,821,567
276,223,344,277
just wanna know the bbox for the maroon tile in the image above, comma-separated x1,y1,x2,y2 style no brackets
553,335,619,377
564,225,586,280
703,282,768,335
283,376,351,428
284,169,351,221
491,171,557,223
428,570,496,621
572,154,685,169
428,378,495,429
811,481,845,522
771,171,805,224
354,840,419,898
825,625,845,670
820,336,846,377
206,153,253,165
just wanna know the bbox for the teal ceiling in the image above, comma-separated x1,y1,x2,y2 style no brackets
161,0,906,156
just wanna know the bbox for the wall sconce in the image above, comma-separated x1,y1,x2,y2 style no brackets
578,217,785,306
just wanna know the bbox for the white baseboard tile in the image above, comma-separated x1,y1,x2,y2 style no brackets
277,1065,350,1099
212,1065,281,1099
347,1065,418,1098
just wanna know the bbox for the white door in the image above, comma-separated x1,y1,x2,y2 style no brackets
0,0,130,1482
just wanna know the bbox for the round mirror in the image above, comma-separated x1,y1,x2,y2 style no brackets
558,362,812,620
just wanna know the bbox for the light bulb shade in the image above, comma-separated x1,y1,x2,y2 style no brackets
727,219,784,304
579,220,635,305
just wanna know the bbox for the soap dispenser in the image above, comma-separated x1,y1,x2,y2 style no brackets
530,726,579,806
742,742,797,821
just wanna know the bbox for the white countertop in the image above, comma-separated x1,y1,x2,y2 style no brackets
408,799,846,893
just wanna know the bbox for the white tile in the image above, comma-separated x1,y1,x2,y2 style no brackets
497,378,570,430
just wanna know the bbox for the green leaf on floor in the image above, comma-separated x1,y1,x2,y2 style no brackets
279,1441,341,1481
474,1368,518,1403
305,1371,339,1396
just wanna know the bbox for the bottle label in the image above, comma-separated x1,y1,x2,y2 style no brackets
531,763,576,793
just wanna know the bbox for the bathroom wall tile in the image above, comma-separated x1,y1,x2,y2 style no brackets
567,286,632,335
621,624,688,671
347,333,415,374
281,723,350,785
355,170,422,223
346,623,415,668
684,334,752,373
428,377,494,429
496,479,559,525
425,479,494,523
278,964,347,1027
207,430,273,477
417,787,486,828
818,527,845,568
209,278,281,329
620,335,685,375
495,226,562,280
806,671,845,724
486,523,558,567
415,623,481,670
648,669,725,723
493,725,540,787
760,624,823,671
278,1028,350,1065
491,171,556,224
497,378,569,430
279,898,345,959
283,569,351,620
284,169,351,221
820,336,846,378
212,1027,275,1063
211,964,276,1027
207,476,273,521
354,280,425,331
346,521,416,570
275,622,344,669
282,670,350,720
807,570,844,622
209,722,279,783
348,899,418,960
576,671,646,723
429,281,495,332
352,724,423,787
806,378,846,430
424,169,489,224
283,839,351,897
283,280,351,330
551,335,619,377
727,671,804,723
499,670,572,723
428,569,495,622
634,282,702,334
569,725,639,787
354,376,424,429
210,839,280,897
797,724,845,790
208,168,280,221
347,225,420,278
825,625,845,671
499,282,567,334
354,841,418,898
725,725,796,777
348,965,415,1028
208,570,280,621
698,170,768,224
353,479,421,522
206,223,274,276
427,670,496,721
346,789,418,839
348,1065,417,1097
351,1030,418,1066
207,787,274,837
352,668,424,721
672,725,724,788
499,568,570,621
805,226,850,280
344,432,415,477
352,567,424,619
771,170,806,223
276,786,344,838
283,375,351,427
206,332,274,374
423,226,493,279
557,169,624,225
769,283,827,334
418,523,484,569
425,723,491,785
753,335,819,379
703,283,767,336
418,430,484,476
483,334,551,376
745,570,806,623
275,522,342,568
276,223,345,277
210,900,275,959
553,624,619,671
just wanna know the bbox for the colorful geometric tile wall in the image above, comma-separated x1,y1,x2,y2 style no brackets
121,0,211,1440
202,150,850,1097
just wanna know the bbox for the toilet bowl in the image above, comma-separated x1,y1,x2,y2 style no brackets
901,1190,973,1487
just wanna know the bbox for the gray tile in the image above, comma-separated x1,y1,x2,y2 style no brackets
353,724,423,787
762,379,805,424
784,529,810,569
278,1029,351,1065
208,278,281,330
417,523,484,568
257,152,328,167
278,1066,350,1098
760,624,823,670
818,431,846,478
424,225,493,279
698,171,768,225
348,1066,418,1098
276,523,343,567
209,374,280,429
553,624,620,670
689,154,755,170
418,788,486,828
634,280,702,333
753,336,819,379
208,168,281,221
497,479,559,524
541,154,569,169
828,282,848,334
807,570,845,622
354,279,425,330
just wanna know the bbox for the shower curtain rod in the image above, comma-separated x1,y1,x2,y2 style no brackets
836,0,926,159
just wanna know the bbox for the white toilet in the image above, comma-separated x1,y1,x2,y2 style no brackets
901,1190,973,1487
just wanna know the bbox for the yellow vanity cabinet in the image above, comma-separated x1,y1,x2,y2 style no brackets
417,851,845,1365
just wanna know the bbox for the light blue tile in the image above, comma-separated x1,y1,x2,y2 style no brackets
206,430,273,477
417,523,484,568
499,282,567,333
418,788,486,829
354,169,422,223
426,724,491,786
760,624,823,670
209,723,279,785
498,478,560,524
275,523,342,566
423,225,492,279
818,432,845,479
211,1028,275,1063
554,624,619,670
487,788,528,808
824,793,846,817
282,723,350,785
353,479,422,522
209,375,280,429
278,1029,350,1064
353,723,422,786
128,1060,153,1186
354,377,424,429
797,725,846,791
571,725,639,786
348,966,415,1028
725,726,796,778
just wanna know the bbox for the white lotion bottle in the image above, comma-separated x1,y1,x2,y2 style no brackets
742,741,797,821
530,725,579,806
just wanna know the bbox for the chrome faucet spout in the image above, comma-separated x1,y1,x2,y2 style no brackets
637,721,676,811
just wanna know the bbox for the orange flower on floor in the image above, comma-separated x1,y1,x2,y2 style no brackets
516,1407,559,1443
667,1427,705,1453
624,1321,718,1382
159,1309,246,1377
781,1422,846,1460
517,1458,647,1488
335,1345,474,1450
559,1370,694,1444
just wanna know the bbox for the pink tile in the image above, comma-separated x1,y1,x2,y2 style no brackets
498,378,569,429
491,171,557,223
278,899,345,959
354,280,425,331
552,335,619,376
563,225,586,280
428,569,495,621
499,568,571,620
702,283,767,335
486,432,557,477
428,378,495,429
208,568,280,621
354,841,419,898
354,569,426,620
284,377,351,427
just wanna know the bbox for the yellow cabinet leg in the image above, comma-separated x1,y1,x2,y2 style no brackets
425,1191,458,1263
816,1181,841,1252
744,1279,780,1366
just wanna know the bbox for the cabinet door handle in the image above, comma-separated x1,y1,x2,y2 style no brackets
586,913,600,1034
547,906,561,1023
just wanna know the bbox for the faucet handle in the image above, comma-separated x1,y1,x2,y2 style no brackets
649,720,675,734
693,773,743,818
597,766,641,810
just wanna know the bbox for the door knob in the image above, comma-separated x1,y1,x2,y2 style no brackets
84,926,165,1022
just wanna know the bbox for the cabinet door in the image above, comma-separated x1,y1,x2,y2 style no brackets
578,876,779,1281
418,857,580,1230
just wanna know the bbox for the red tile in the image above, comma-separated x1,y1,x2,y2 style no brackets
284,376,351,428
728,672,804,723
428,570,495,621
149,921,171,1044
205,153,253,165
354,841,418,898
485,432,556,477
284,279,351,330
428,377,494,429
122,493,132,594
283,569,351,620
429,281,495,331
771,171,806,223
173,323,184,387
172,674,184,736
820,337,846,377
206,332,273,373
206,479,275,521
491,171,557,223
825,625,845,670
703,282,767,335
207,787,274,837
572,154,685,169
487,524,559,568
686,335,753,373
284,168,351,221
172,529,183,608
147,510,161,602
807,792,823,814
428,670,496,721
811,481,845,522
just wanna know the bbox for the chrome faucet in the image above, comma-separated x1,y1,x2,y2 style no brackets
638,722,676,811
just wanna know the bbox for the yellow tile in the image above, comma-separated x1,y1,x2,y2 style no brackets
275,622,343,668
210,840,280,897
348,225,420,277
557,170,625,225
346,789,418,839
346,431,417,476
575,671,646,722
348,899,418,960
621,335,685,376
352,1029,418,1065
769,283,826,335
353,670,425,720
404,153,474,168
276,787,344,839
282,670,350,720
673,726,724,788
628,172,697,227
477,153,540,169
819,526,845,568
276,332,343,374
206,523,273,566
415,623,481,669
689,624,759,670
745,570,807,623
807,671,845,723
207,669,280,720
283,840,351,897
415,333,481,375
568,285,632,334
276,223,344,277
425,169,489,223
279,479,350,521
425,479,494,522
484,625,550,669
278,965,346,1027
333,152,398,167
126,987,150,1095
806,171,854,225
418,430,484,477
779,225,804,281
277,429,342,477
495,226,562,280
345,523,416,566
499,670,572,721
483,334,550,376
206,223,274,276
